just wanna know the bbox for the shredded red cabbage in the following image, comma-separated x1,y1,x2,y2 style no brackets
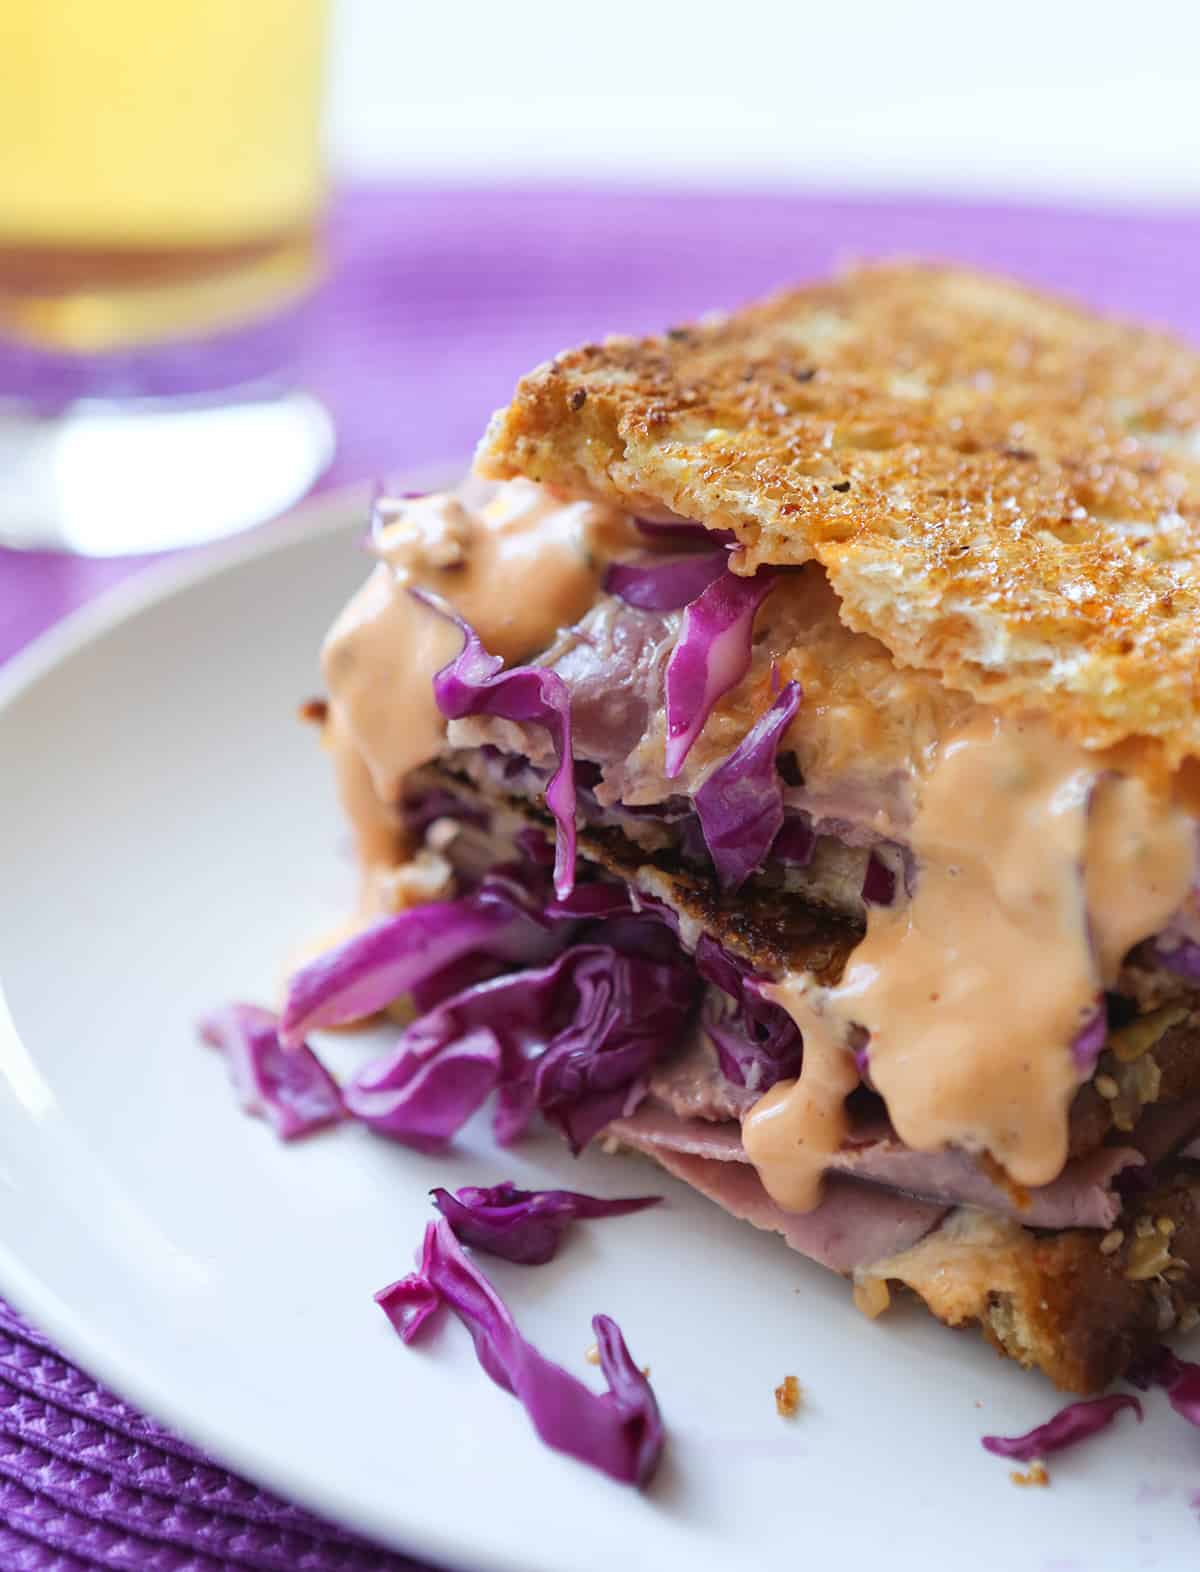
412,586,578,899
772,812,816,867
347,1023,503,1151
280,895,554,1044
402,785,489,837
344,935,698,1153
430,1181,661,1265
981,1394,1142,1461
544,882,636,922
626,890,804,1091
1170,1365,1200,1426
1154,937,1200,982
604,551,728,611
635,517,733,546
693,681,802,890
695,934,803,1091
375,1219,443,1343
490,939,699,1153
198,1003,343,1140
861,851,897,907
1071,1001,1109,1072
279,779,835,1160
1126,1344,1179,1389
663,566,777,777
382,1218,664,1486
515,824,556,867
1126,1344,1200,1427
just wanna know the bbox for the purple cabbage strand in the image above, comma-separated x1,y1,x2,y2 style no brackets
1153,937,1200,982
634,518,733,546
604,550,728,611
981,1394,1142,1461
345,1022,504,1152
344,937,698,1153
663,567,777,777
279,894,554,1045
430,1181,661,1265
693,680,802,890
375,1219,444,1343
772,812,816,867
413,586,578,899
381,1218,664,1486
694,935,803,1092
860,851,897,907
198,1003,343,1141
1126,1344,1200,1428
1071,1000,1109,1073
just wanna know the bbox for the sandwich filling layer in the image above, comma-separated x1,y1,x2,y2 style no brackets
319,479,1200,1230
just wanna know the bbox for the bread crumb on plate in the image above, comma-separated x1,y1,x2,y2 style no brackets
775,1375,802,1418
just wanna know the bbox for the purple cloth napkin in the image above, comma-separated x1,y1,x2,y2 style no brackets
0,184,1197,1567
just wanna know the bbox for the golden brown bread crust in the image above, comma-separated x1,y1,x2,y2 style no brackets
478,262,1200,777
876,1174,1200,1393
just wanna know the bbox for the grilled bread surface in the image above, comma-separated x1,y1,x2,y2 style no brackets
480,263,1200,781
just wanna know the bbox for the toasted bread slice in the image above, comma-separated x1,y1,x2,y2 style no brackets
861,1174,1200,1393
478,263,1200,780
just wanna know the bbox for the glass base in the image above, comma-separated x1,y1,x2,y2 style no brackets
0,388,334,556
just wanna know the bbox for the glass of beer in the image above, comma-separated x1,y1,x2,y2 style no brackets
0,0,333,555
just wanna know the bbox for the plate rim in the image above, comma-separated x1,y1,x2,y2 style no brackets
0,484,370,713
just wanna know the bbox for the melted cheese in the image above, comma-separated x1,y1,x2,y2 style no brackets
743,711,1196,1211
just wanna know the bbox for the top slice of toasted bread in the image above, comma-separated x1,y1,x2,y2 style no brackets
477,263,1200,780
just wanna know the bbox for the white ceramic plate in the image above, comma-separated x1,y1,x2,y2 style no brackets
1,484,1197,1572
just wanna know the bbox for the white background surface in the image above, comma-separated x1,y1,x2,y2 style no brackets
327,0,1200,204
3,491,1200,1572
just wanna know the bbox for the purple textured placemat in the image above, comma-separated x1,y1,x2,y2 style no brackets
0,184,1198,1567
0,1299,423,1570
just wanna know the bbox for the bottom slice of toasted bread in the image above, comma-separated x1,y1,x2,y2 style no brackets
861,1173,1200,1392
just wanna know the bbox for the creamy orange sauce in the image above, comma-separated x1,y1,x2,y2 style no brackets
743,711,1195,1212
741,979,859,1212
327,705,407,872
1084,773,1196,977
322,480,639,885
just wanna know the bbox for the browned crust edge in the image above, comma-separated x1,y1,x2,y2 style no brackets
917,1175,1200,1393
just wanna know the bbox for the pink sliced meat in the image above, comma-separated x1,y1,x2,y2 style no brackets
613,1127,947,1274
613,1106,747,1161
609,1101,1200,1230
646,1035,757,1123
833,1127,1142,1229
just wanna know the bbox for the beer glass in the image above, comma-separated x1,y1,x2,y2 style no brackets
0,0,333,554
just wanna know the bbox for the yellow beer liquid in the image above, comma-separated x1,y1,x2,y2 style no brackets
0,0,328,350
